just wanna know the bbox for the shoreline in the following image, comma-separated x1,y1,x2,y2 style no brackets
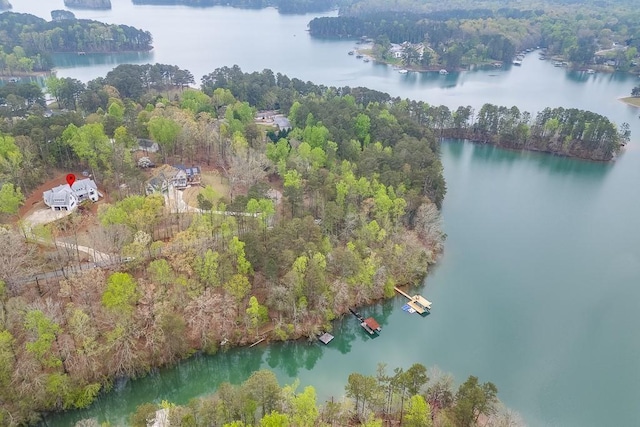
351,45,638,75
0,49,154,78
618,96,640,107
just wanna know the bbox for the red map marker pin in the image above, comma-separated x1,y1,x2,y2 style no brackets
66,173,76,187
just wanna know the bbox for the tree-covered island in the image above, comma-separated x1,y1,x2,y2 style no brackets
64,0,112,10
309,0,640,72
131,0,342,14
0,12,152,76
0,63,627,424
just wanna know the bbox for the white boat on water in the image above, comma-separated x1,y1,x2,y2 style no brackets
439,69,448,75
512,60,522,66
587,69,596,74
398,69,409,74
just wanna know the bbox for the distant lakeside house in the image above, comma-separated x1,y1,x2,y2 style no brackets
43,178,101,211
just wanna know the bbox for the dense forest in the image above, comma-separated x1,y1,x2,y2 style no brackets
402,103,627,161
0,65,446,424
114,365,522,427
309,0,640,70
51,10,77,21
0,12,152,74
131,0,344,14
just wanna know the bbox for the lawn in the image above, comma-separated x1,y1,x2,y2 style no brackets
182,171,230,208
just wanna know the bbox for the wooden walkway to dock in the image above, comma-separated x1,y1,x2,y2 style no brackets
394,287,432,314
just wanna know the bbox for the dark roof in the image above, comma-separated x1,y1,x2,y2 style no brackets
174,164,201,177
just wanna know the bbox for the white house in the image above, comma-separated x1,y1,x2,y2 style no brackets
43,178,101,211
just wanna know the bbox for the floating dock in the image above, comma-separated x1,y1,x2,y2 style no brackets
394,287,432,314
318,332,334,345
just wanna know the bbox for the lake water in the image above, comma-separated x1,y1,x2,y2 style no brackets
7,1,640,426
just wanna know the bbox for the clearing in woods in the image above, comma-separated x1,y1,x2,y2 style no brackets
181,171,230,208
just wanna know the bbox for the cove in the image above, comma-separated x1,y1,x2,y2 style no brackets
6,1,640,426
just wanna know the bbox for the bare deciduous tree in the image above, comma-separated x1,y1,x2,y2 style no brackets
87,223,132,263
225,150,271,199
414,201,445,252
0,228,36,293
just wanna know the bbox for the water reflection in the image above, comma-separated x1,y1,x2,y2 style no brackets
442,139,613,180
51,51,155,69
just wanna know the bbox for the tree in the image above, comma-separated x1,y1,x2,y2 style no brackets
354,113,371,146
453,376,498,427
283,169,303,216
224,274,251,305
24,309,62,368
62,123,112,182
632,86,640,97
0,228,34,292
0,183,24,215
404,395,432,427
345,373,378,419
290,386,319,427
246,296,268,334
130,403,159,427
244,370,282,419
194,249,221,288
0,330,15,390
148,116,181,161
260,411,290,427
101,272,139,315
148,259,174,286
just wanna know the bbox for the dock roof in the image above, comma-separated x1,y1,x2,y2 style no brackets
364,317,380,330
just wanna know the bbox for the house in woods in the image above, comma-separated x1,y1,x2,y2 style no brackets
273,115,292,131
136,138,160,153
145,165,189,195
174,164,202,186
43,178,101,211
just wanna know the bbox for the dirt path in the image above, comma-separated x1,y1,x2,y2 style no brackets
22,207,113,263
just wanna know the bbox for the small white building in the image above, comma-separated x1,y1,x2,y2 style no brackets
43,178,101,211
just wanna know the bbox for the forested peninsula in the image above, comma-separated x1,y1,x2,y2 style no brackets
64,0,112,10
0,12,152,75
0,64,445,424
310,0,640,72
131,0,340,14
411,103,628,161
0,62,626,424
